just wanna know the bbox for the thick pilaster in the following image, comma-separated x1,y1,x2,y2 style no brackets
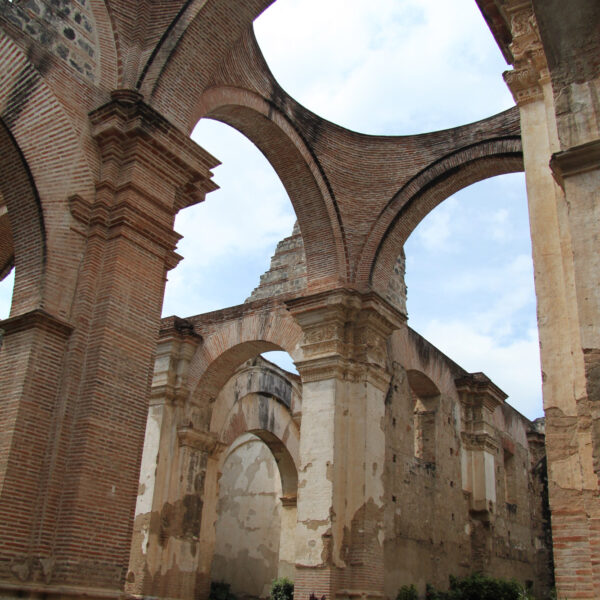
0,90,218,596
0,311,73,585
503,2,600,596
287,290,403,600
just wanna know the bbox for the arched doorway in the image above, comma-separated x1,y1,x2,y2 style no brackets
212,428,297,598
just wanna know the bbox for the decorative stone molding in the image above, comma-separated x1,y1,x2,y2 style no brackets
461,431,501,454
177,426,225,454
501,0,549,106
87,90,219,268
0,308,73,340
287,288,404,371
550,139,600,186
455,372,507,412
150,319,203,406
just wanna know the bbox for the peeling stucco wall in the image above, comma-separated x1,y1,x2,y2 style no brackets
212,434,283,599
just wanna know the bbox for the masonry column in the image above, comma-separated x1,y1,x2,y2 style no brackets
52,90,218,591
287,290,403,600
126,317,207,599
0,89,218,598
503,2,599,596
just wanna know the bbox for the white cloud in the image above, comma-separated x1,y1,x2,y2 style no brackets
255,0,513,134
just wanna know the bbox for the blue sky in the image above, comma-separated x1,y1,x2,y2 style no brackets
0,0,543,419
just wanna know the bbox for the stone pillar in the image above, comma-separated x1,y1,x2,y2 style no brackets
456,373,506,517
0,90,218,597
126,317,205,598
287,290,403,600
503,2,600,596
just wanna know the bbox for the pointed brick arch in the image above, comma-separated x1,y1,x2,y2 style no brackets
0,36,97,317
0,118,44,315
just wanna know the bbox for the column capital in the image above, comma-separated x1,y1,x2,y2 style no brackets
501,0,550,106
89,89,219,211
150,318,203,407
286,289,404,372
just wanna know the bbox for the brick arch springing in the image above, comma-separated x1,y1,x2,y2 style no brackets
139,0,273,127
194,86,347,288
362,138,523,297
0,118,44,316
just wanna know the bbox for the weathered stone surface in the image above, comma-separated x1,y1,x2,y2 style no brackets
0,1,598,598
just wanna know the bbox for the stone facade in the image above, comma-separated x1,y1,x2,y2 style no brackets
0,1,598,599
137,305,551,599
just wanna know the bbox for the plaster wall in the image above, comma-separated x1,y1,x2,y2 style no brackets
383,327,552,598
212,434,283,599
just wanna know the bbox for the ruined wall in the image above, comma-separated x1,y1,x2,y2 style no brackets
212,434,283,599
246,221,407,314
383,327,552,598
3,0,98,82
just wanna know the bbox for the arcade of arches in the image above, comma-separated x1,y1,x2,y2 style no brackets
0,1,598,599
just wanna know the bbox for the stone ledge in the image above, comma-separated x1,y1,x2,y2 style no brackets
550,138,600,185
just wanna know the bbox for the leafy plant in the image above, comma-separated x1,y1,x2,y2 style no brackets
270,577,294,600
425,573,528,600
209,581,237,600
396,584,418,600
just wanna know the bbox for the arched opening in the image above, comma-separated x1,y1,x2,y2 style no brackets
404,174,542,420
162,119,296,317
0,118,45,321
212,429,297,599
407,369,441,465
207,355,301,599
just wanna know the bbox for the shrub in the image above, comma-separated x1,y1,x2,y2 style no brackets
209,581,237,600
396,584,418,600
270,577,294,600
426,573,526,600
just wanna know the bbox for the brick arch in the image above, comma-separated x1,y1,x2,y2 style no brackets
139,0,273,128
0,36,97,318
195,86,346,287
189,305,303,407
362,138,523,296
0,118,44,315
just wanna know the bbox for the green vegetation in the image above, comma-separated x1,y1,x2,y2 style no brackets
270,577,294,600
396,584,418,600
209,581,237,600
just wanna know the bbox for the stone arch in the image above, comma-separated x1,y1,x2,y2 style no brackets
211,359,301,496
194,86,346,287
204,358,300,599
216,396,299,497
361,136,523,298
0,117,44,316
188,305,303,407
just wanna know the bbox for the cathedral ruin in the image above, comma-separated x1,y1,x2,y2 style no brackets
0,1,599,599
